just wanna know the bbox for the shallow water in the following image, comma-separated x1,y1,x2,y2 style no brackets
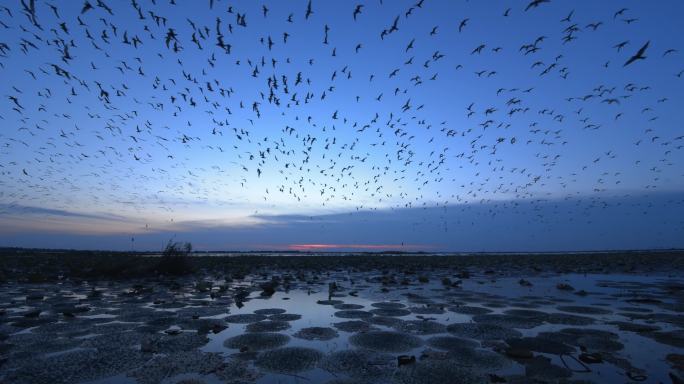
1,269,683,384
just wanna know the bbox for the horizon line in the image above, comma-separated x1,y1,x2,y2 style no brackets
2,246,683,255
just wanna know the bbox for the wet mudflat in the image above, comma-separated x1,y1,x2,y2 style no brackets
1,255,683,384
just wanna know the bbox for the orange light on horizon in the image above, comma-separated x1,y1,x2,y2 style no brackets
287,243,433,251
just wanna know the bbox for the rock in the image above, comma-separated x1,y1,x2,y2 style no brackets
626,371,647,382
667,353,684,371
260,281,277,296
23,309,41,318
556,283,574,291
670,372,684,384
164,326,182,335
579,353,603,364
579,352,602,364
197,323,228,334
457,271,471,279
398,355,416,367
195,281,212,292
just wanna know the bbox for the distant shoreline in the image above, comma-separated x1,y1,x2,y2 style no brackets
2,248,684,283
2,246,683,256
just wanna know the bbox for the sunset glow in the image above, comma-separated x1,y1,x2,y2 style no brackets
286,243,435,252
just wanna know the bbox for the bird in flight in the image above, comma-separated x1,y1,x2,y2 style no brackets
525,0,550,12
353,4,363,21
305,0,313,20
624,41,650,67
459,18,469,33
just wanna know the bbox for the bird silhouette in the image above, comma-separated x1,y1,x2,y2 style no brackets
525,0,550,12
458,18,469,32
353,4,363,20
305,0,313,20
624,41,649,66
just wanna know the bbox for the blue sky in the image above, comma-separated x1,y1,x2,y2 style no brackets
0,0,683,251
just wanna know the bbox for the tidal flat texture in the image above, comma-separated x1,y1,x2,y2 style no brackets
1,251,683,383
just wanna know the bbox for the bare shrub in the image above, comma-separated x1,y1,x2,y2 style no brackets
157,240,193,275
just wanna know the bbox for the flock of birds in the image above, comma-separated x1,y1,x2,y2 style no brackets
0,0,682,230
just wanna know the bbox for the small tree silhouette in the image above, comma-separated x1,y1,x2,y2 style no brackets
157,240,193,275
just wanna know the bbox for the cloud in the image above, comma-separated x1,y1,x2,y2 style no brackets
0,204,141,235
0,203,128,221
0,203,266,235
1,192,683,252
158,216,269,232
